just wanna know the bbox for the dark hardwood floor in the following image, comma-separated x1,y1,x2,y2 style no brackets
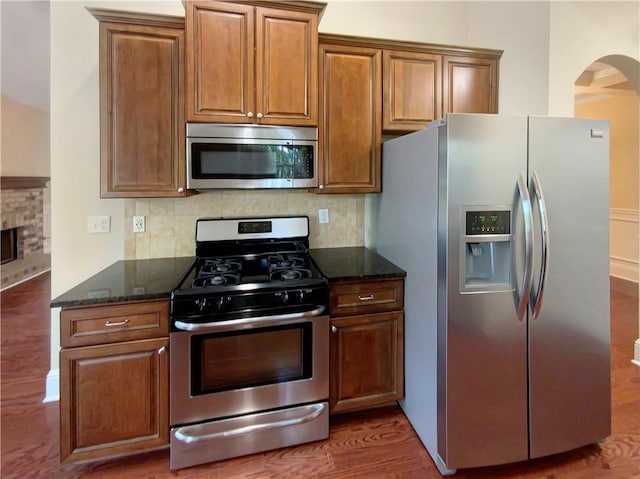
1,273,638,478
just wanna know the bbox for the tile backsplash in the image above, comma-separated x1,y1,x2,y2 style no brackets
124,190,365,259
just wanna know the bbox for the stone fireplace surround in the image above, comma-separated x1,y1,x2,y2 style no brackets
1,176,50,290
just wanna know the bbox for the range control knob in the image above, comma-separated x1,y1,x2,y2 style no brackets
216,296,231,311
297,288,312,303
196,298,210,313
275,291,290,304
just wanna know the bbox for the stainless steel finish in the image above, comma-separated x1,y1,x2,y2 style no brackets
174,402,325,443
170,314,330,426
186,123,318,141
105,319,128,327
516,172,534,322
527,116,610,458
529,170,548,319
196,216,309,242
376,113,611,474
170,402,329,470
186,124,318,190
174,305,326,332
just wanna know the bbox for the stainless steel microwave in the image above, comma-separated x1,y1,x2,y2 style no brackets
186,124,318,190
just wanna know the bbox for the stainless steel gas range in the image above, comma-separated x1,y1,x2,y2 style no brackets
169,216,329,470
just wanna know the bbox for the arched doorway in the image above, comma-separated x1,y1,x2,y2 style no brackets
574,55,640,366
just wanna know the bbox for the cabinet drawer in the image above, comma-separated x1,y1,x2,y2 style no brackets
329,279,403,317
61,300,169,347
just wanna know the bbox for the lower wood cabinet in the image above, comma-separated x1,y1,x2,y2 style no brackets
328,279,404,414
59,300,169,464
330,311,404,413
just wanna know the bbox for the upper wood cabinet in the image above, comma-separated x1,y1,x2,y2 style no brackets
443,55,499,114
383,50,442,131
186,0,325,125
89,9,187,198
318,39,382,193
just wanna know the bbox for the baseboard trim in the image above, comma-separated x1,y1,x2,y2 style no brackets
633,339,640,368
43,368,59,403
610,255,639,283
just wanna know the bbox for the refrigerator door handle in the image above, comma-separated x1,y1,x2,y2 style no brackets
516,172,534,321
529,171,549,319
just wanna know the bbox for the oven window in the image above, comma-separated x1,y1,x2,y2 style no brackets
191,143,314,180
191,323,313,395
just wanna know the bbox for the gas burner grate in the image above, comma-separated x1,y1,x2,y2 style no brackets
192,273,241,288
199,259,242,276
269,268,312,281
267,254,306,272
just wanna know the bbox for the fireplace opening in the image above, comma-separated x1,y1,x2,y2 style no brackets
1,228,18,265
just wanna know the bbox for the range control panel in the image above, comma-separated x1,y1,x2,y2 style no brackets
466,210,510,235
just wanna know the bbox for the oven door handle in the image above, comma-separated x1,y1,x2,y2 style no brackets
173,305,326,331
173,402,326,444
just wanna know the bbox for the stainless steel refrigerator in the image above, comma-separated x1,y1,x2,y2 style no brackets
376,113,611,475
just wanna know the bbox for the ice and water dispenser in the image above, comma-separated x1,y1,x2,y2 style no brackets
461,209,512,292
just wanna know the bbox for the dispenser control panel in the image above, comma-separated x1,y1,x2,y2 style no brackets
466,210,510,235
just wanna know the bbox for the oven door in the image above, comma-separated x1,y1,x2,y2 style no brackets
170,308,329,426
186,137,318,190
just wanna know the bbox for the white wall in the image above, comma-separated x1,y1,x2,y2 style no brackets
548,1,640,116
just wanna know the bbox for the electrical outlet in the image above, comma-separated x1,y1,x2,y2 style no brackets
319,208,329,224
133,216,145,233
88,216,110,233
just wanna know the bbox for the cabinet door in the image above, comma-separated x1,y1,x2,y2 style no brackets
319,44,382,193
186,1,255,122
255,7,318,126
443,56,498,114
383,50,442,131
60,338,169,463
330,311,404,413
99,20,185,197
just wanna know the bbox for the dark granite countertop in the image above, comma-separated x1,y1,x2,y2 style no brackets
310,247,406,282
51,256,194,308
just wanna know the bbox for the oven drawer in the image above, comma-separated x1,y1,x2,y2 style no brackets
329,279,404,317
61,300,169,348
170,402,328,470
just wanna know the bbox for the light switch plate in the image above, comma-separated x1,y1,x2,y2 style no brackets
88,216,110,233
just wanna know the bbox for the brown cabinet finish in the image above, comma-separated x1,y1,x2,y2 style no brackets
89,9,186,198
318,42,382,193
186,1,322,125
330,311,404,414
383,50,442,131
59,301,169,464
329,278,404,413
443,55,499,114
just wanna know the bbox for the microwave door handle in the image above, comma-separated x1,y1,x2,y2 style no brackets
173,305,326,332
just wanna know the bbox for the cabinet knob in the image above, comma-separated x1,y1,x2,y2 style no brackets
256,113,263,119
158,346,167,355
247,112,254,118
318,184,324,190
177,187,184,193
331,325,337,333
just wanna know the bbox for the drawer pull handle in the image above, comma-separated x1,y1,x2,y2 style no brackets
104,319,129,327
358,295,374,301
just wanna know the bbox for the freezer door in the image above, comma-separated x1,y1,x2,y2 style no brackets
527,117,611,458
441,114,530,469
